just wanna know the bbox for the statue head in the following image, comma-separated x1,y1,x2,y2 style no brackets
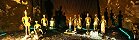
51,18,54,20
87,13,89,17
74,15,76,18
102,16,104,19
43,15,45,18
78,15,80,17
70,17,71,19
35,21,38,24
95,14,97,17
24,10,27,16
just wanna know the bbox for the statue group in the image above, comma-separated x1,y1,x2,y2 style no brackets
65,13,107,36
22,10,111,39
22,10,54,39
21,8,125,40
22,7,124,38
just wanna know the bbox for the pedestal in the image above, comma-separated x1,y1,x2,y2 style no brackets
90,31,102,39
49,27,55,30
64,29,77,34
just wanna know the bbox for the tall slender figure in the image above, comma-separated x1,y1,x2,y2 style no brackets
93,14,99,30
85,13,91,35
101,16,106,34
22,10,31,36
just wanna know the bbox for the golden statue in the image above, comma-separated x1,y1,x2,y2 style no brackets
68,17,73,32
34,21,43,35
77,15,82,29
22,0,28,5
14,0,21,4
101,16,106,34
64,17,77,34
73,15,77,32
41,15,48,27
93,14,99,30
22,10,31,36
85,13,91,35
50,18,55,29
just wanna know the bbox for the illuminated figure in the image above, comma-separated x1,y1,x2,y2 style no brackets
100,16,106,34
41,15,48,27
34,21,43,35
85,13,91,35
22,10,31,36
21,0,28,5
68,17,73,32
13,0,21,4
77,15,82,29
73,15,77,31
93,14,99,30
50,18,55,29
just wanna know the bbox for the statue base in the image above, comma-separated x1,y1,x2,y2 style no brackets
49,27,55,30
77,26,82,29
64,29,77,34
22,35,31,40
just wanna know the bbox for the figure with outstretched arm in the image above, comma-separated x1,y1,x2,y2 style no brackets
68,17,73,32
34,21,43,39
34,21,43,35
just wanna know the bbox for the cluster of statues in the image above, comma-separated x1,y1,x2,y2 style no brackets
66,13,106,35
22,10,55,39
22,10,107,38
67,15,83,32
